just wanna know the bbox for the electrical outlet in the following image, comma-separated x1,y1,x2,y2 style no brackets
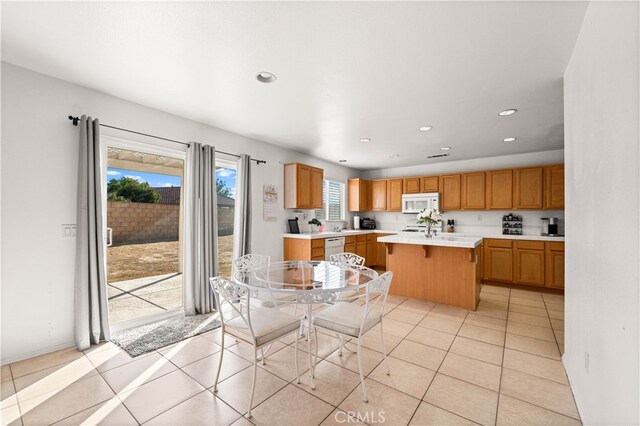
61,224,77,239
477,215,482,222
585,352,590,373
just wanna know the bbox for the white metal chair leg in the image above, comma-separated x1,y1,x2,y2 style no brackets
337,334,343,357
313,327,319,371
260,348,265,365
213,329,225,393
247,346,258,419
380,321,391,375
307,304,316,389
356,337,368,403
294,329,300,384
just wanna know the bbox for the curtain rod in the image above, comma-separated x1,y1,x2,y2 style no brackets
68,116,267,164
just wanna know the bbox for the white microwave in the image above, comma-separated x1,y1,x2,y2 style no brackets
402,193,440,214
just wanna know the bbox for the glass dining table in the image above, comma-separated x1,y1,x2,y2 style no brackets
237,260,378,389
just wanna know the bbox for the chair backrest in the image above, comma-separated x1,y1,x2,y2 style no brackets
330,252,365,267
209,276,256,338
233,253,270,283
360,271,393,332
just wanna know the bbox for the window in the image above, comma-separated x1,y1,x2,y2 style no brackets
315,180,346,221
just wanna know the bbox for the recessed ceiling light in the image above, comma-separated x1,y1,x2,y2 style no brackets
419,126,433,132
338,159,347,163
503,137,517,142
256,72,277,83
498,108,518,116
390,154,400,158
440,146,452,151
360,138,372,143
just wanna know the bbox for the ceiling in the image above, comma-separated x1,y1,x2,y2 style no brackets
1,2,588,170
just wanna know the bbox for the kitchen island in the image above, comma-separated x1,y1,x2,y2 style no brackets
377,234,483,310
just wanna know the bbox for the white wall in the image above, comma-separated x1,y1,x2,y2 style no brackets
361,150,565,235
563,2,639,424
0,62,358,363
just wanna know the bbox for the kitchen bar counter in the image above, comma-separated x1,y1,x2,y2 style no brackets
377,234,482,248
283,229,564,242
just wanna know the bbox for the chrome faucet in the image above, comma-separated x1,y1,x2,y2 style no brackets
333,226,342,232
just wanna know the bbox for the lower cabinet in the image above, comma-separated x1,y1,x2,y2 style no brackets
355,235,367,259
482,239,564,290
283,238,325,261
514,241,545,286
344,236,356,255
365,234,376,267
545,242,565,289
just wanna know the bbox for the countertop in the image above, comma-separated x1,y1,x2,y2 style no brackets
377,234,483,248
283,229,565,242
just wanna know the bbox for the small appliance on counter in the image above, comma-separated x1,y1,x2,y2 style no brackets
502,213,523,235
360,217,376,229
353,214,360,230
541,217,560,236
447,219,455,233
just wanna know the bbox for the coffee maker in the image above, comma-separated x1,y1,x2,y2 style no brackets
541,217,559,236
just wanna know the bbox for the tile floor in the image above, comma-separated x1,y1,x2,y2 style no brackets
0,284,578,425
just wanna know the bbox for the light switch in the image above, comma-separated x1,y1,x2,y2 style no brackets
61,224,77,239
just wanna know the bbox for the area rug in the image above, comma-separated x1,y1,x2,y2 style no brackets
111,313,221,357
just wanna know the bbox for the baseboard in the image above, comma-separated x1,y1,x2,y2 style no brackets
481,280,564,294
1,339,76,366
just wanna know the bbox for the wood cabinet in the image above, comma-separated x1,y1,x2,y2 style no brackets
483,239,513,282
365,234,376,267
284,163,324,209
348,179,371,212
387,179,403,211
514,241,545,286
284,238,325,261
514,167,543,209
440,174,462,211
344,236,356,254
544,165,565,210
420,176,439,193
403,177,421,194
375,234,391,269
545,242,565,288
355,235,367,259
486,169,513,210
462,172,486,210
371,180,388,211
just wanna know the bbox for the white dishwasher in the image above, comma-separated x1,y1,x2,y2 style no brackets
324,237,345,260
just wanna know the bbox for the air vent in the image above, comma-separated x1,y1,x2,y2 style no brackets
426,153,451,159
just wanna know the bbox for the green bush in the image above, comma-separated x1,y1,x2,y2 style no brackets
107,177,160,203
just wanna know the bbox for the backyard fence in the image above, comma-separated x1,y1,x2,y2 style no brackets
107,201,234,245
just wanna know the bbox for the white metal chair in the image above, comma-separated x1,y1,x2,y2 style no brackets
329,252,365,267
312,271,394,403
209,276,301,418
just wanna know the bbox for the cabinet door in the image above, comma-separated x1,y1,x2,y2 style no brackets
515,248,545,286
310,167,324,209
348,179,367,212
486,170,513,210
403,178,421,194
355,235,367,259
365,235,376,266
420,176,439,193
363,180,372,211
296,164,312,208
546,243,565,288
376,236,388,268
387,179,403,211
462,172,486,210
440,174,462,211
514,167,543,209
371,180,388,211
545,165,565,210
484,247,513,282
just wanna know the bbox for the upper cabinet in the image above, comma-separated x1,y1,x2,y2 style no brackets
514,167,544,209
544,165,565,210
403,177,421,194
284,162,324,209
440,174,462,211
486,169,513,210
387,179,404,211
462,172,486,210
348,178,371,212
420,176,439,193
371,180,388,211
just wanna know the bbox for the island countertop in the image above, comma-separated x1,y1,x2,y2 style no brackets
377,234,483,248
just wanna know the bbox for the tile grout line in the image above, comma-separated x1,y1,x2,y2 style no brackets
493,286,512,426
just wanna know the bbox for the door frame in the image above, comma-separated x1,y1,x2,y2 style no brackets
100,135,187,332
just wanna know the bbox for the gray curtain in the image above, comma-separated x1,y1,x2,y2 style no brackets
184,142,218,315
232,154,252,260
74,115,110,350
